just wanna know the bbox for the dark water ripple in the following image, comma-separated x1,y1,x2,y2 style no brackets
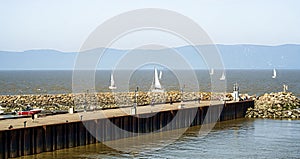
18,119,300,159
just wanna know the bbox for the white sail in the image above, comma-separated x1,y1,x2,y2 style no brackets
209,68,214,75
154,68,162,89
159,70,162,79
272,68,277,78
150,67,164,92
109,73,117,89
220,72,226,80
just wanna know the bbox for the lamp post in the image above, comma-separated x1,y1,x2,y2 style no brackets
181,87,183,102
132,87,139,115
84,90,89,112
134,87,139,106
179,85,185,108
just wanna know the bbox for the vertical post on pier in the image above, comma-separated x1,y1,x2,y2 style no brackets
131,87,138,115
179,85,185,108
84,90,86,112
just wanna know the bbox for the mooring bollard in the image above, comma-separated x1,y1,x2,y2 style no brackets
24,121,27,127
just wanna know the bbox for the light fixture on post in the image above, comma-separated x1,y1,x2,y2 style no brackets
131,87,139,115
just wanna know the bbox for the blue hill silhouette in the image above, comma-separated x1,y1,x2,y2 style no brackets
0,45,299,70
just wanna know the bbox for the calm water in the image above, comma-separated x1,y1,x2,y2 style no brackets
0,69,300,97
18,119,300,159
1,70,300,158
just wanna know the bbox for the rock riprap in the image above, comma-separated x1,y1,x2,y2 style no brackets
246,92,300,119
0,91,214,112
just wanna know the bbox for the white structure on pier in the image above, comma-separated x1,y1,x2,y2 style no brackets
232,83,239,101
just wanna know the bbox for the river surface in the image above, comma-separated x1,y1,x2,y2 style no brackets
16,118,300,159
0,69,300,97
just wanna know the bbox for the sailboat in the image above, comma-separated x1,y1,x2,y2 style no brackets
272,68,277,79
220,71,226,80
151,68,164,92
209,68,214,75
109,73,117,89
159,70,162,79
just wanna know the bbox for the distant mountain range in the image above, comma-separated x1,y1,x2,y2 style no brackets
0,44,299,70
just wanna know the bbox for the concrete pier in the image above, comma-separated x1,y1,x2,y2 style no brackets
0,100,253,158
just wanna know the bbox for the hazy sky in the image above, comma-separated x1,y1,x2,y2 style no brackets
0,0,299,52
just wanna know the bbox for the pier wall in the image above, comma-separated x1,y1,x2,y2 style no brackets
0,100,254,158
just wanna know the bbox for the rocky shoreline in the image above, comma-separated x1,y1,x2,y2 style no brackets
0,91,216,112
245,92,300,119
3,90,299,120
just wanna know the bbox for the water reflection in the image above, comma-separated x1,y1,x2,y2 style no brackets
16,118,300,159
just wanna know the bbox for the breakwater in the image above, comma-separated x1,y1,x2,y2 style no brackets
0,92,215,112
245,92,300,119
0,100,253,158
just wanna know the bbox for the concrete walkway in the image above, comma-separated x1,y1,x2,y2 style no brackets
0,100,225,131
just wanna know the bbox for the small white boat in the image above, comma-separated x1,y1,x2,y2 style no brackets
272,68,277,79
209,68,214,75
220,71,226,80
151,68,164,92
109,73,117,90
0,106,5,114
